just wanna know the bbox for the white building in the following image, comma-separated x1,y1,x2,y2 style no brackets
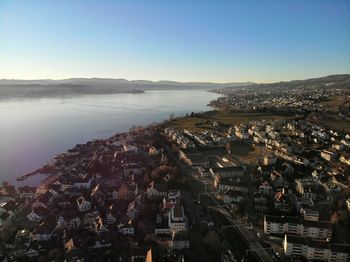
210,166,245,178
76,196,91,212
168,205,186,233
264,215,333,240
284,235,350,261
56,215,81,230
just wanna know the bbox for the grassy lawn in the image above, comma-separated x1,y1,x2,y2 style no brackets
166,111,291,131
230,142,265,165
198,141,265,166
230,141,252,155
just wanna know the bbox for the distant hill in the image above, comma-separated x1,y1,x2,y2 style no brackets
219,74,350,92
0,78,254,99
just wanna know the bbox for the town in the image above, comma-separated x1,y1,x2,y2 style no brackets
1,79,350,262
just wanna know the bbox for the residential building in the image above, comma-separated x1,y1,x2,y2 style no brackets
168,205,186,233
284,235,350,261
76,196,91,212
210,166,245,178
264,215,333,240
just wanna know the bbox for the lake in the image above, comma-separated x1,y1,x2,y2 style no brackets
0,89,221,186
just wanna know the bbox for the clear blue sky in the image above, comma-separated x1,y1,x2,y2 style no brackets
0,0,349,82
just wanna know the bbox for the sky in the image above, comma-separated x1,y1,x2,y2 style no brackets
0,0,350,83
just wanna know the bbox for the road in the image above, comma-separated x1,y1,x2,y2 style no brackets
162,137,274,261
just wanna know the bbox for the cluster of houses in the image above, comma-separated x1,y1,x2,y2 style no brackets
165,127,231,149
210,79,350,115
0,199,22,230
263,214,350,260
166,116,350,261
2,103,350,261
164,127,195,149
1,128,191,261
183,129,230,147
247,119,350,261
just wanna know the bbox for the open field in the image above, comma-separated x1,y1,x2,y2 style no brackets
307,112,350,132
197,141,266,166
166,111,293,131
319,96,349,110
230,142,269,165
314,119,350,132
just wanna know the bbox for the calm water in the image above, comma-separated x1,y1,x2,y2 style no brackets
0,89,220,186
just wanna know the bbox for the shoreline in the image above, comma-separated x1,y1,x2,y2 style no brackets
0,89,222,187
14,109,291,186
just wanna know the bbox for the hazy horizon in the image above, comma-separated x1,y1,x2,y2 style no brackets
1,73,350,85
